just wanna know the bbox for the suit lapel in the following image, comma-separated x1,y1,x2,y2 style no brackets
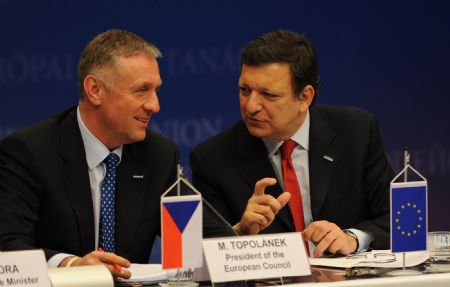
115,145,147,259
309,107,340,219
59,110,96,254
236,124,294,231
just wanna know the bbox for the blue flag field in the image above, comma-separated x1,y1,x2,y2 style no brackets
391,181,427,253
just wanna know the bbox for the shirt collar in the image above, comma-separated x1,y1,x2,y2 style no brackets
262,109,310,157
77,106,122,170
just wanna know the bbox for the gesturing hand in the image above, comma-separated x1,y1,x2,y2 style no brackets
234,178,291,235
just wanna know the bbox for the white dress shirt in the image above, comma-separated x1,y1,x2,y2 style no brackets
47,107,122,267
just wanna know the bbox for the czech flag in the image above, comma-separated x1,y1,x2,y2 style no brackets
161,194,202,269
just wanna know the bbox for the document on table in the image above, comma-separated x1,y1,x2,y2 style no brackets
309,250,429,268
117,264,177,284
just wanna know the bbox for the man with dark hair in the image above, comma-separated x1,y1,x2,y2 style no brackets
0,29,176,278
190,29,393,257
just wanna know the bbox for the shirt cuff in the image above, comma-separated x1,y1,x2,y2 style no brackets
48,253,75,268
346,228,374,252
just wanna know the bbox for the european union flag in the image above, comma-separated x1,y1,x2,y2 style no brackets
391,181,427,252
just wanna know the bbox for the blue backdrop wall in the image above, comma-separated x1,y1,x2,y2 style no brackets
1,1,449,234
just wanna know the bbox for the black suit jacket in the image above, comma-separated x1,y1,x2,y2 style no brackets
190,105,394,249
0,108,178,262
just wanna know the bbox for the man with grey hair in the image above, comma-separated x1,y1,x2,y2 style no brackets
0,29,177,278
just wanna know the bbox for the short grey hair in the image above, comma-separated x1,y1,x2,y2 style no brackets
77,29,162,99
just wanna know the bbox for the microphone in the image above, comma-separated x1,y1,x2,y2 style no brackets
176,164,238,238
202,195,240,237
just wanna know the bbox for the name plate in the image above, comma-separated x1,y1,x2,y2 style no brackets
0,249,51,287
202,232,311,283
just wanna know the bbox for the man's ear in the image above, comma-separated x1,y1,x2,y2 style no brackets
83,75,103,106
298,84,315,112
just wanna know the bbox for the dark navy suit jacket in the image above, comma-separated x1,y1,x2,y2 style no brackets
190,105,394,249
0,108,178,262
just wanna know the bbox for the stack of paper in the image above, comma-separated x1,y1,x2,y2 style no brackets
117,264,177,284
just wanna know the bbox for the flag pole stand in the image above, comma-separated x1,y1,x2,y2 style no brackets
387,148,423,276
387,252,422,276
160,165,203,287
160,268,199,287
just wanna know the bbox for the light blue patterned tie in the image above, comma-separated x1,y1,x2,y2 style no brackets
100,153,119,252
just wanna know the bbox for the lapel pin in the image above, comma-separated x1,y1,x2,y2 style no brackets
323,155,334,162
133,175,144,179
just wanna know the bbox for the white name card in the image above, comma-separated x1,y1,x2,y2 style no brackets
202,232,311,283
0,249,51,287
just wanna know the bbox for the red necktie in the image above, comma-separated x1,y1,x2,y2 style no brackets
281,139,306,232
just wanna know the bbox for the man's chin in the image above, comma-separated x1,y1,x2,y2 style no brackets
246,126,270,138
130,132,147,143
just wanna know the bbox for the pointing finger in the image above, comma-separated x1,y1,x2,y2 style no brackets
254,178,277,196
277,192,291,209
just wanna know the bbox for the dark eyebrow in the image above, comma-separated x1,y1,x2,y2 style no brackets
260,87,283,96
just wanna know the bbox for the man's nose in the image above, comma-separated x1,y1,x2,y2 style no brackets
245,93,262,114
143,92,160,113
